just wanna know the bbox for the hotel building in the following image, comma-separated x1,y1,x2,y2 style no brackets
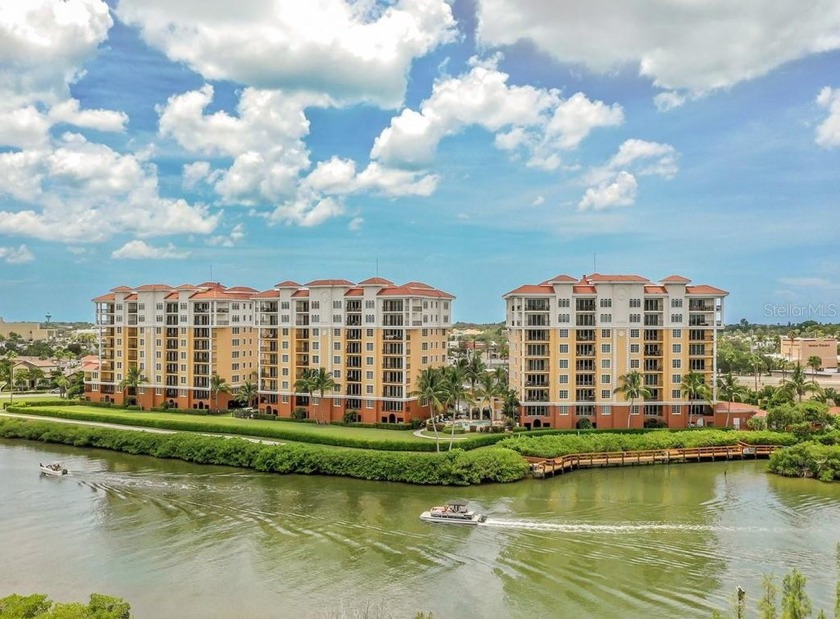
780,337,838,372
85,278,453,423
504,274,728,430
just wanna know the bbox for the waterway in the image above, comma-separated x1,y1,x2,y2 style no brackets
2,439,839,618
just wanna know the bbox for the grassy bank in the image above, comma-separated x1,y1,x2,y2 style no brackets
0,418,529,485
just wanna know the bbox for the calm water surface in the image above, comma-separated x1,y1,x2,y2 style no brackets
2,439,839,618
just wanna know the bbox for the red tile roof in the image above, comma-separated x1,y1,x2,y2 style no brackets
164,292,179,300
135,284,174,292
503,284,553,296
686,285,729,296
274,280,301,288
227,286,258,293
291,289,310,297
305,279,355,287
661,275,691,283
176,283,198,290
644,285,668,294
110,286,132,292
344,288,364,296
402,281,434,289
715,402,766,415
124,293,138,301
540,274,577,285
196,281,226,290
92,293,115,302
586,273,650,283
358,277,394,286
253,290,281,298
189,290,231,300
378,285,454,299
573,285,597,294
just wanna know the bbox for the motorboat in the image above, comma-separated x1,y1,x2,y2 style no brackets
419,500,486,525
39,462,68,476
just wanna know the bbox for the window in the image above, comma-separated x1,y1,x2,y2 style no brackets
600,314,612,323
333,341,341,350
630,329,640,338
312,355,319,364
671,405,681,415
601,375,611,384
366,371,374,380
629,298,641,308
333,300,342,309
672,329,682,338
630,314,641,323
311,301,319,309
631,404,640,415
366,329,374,337
333,356,341,365
671,314,683,323
559,344,569,354
672,344,681,353
672,389,681,399
333,315,341,323
558,329,568,338
601,329,611,338
672,374,682,384
334,328,341,336
600,298,612,308
630,359,640,369
312,341,319,350
558,375,569,384
282,354,289,363
366,342,374,351
559,359,569,369
282,341,289,349
558,391,569,400
365,300,375,309
672,359,681,369
333,370,341,378
312,328,319,336
366,400,374,409
558,314,570,323
671,298,683,308
630,344,640,353
601,359,611,369
601,390,611,399
366,356,374,366
366,385,374,394
601,344,611,353
558,298,570,308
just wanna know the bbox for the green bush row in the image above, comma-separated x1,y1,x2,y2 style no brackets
7,406,441,452
0,418,529,485
494,429,796,458
768,442,840,482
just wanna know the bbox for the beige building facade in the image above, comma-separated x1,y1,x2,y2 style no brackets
504,273,728,430
780,337,838,371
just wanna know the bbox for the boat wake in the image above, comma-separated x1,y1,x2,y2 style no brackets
480,519,765,534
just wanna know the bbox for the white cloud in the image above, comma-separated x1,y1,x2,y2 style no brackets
0,133,219,243
48,99,127,132
579,171,638,211
531,196,545,207
118,0,457,108
0,245,34,264
268,190,345,227
348,217,364,231
476,1,840,103
207,223,246,247
112,240,190,260
778,276,840,291
653,91,687,112
371,56,623,169
0,106,51,148
303,158,438,197
0,0,112,107
182,161,212,189
815,87,840,148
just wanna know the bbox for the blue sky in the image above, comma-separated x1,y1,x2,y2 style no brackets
1,0,839,325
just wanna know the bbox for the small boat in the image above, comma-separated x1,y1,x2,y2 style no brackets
39,462,68,476
419,500,486,525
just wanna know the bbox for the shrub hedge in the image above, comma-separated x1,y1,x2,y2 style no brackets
0,418,529,485
494,429,796,458
6,405,441,452
768,442,840,482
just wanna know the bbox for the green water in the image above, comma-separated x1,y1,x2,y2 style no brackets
1,439,839,618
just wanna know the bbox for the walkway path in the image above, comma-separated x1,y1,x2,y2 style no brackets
0,412,285,446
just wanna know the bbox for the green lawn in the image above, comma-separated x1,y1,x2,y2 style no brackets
16,405,427,443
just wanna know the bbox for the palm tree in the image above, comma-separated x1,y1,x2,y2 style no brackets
310,367,337,424
806,355,822,380
614,371,651,429
473,371,500,423
442,364,468,450
501,387,520,428
119,366,146,406
2,351,18,402
209,373,230,412
235,380,258,409
293,369,317,420
27,367,45,391
680,372,711,427
411,367,447,451
462,351,486,419
717,372,746,428
54,374,71,399
817,387,839,407
781,363,819,403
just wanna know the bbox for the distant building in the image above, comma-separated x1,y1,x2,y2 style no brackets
504,273,728,430
780,337,838,371
0,317,49,342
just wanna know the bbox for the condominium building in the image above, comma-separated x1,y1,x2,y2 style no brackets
85,278,454,423
504,274,728,430
255,278,453,424
86,282,259,410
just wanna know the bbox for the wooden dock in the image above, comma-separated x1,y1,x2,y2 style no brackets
525,442,779,478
